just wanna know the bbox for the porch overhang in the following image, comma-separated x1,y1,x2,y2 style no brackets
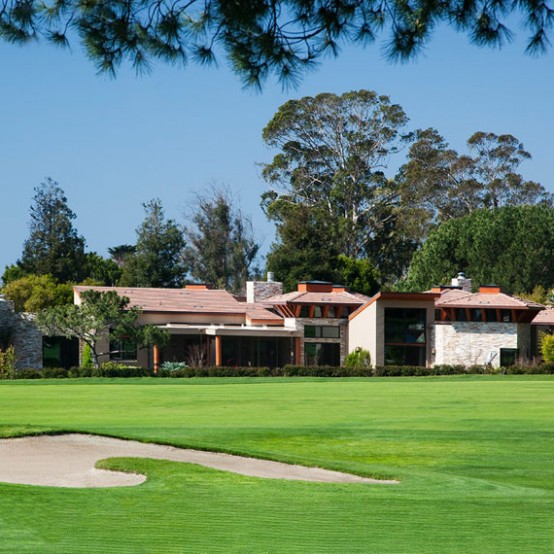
155,323,301,338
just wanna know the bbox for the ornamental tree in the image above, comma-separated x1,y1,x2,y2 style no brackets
35,289,168,368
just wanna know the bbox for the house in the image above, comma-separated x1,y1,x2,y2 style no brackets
5,272,549,371
73,283,300,369
348,274,545,368
73,278,370,369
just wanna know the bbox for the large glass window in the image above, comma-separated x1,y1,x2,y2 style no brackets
304,326,340,338
384,308,426,344
304,343,340,366
385,345,426,366
110,336,137,361
384,308,426,366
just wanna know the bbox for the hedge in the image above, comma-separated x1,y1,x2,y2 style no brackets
3,362,554,379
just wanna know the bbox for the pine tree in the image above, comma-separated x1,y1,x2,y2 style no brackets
19,178,86,283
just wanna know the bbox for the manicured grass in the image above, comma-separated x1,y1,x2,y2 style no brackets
0,376,552,553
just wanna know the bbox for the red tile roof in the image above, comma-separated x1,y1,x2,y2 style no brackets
73,286,281,321
531,306,554,325
263,290,370,306
435,288,543,310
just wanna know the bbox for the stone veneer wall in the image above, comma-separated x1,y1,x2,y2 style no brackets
246,281,283,303
0,295,43,369
294,318,348,365
433,322,520,367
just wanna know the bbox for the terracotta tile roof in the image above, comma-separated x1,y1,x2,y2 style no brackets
263,290,370,306
73,286,281,318
531,306,554,325
435,288,543,310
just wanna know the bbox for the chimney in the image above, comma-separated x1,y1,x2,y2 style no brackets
185,284,211,290
451,272,472,293
246,279,283,303
479,285,502,294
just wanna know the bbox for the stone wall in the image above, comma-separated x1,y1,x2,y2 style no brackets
0,295,43,369
433,322,519,367
246,281,283,303
294,318,348,365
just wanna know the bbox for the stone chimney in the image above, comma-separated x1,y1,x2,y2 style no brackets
246,275,283,303
451,272,472,293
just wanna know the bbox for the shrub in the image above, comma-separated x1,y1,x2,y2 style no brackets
0,345,16,379
160,361,188,371
81,344,94,369
344,348,371,368
96,362,152,377
540,334,554,363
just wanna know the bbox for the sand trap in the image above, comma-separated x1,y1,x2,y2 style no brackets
0,434,398,488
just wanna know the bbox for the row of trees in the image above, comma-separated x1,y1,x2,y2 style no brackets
2,181,260,312
261,90,554,295
3,90,554,307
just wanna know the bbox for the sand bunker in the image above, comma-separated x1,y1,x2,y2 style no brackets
0,434,398,488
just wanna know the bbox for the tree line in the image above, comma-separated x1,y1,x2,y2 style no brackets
2,90,554,312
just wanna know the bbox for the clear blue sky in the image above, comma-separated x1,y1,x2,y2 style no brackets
1,23,552,274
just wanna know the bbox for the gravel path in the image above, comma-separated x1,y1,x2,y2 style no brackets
0,434,398,488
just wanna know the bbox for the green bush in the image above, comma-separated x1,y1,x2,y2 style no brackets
540,334,554,363
0,345,16,379
81,344,94,369
345,348,371,368
96,362,152,377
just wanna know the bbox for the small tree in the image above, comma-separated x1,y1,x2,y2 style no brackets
36,290,168,368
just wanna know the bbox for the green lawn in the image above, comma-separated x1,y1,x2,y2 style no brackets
0,376,552,553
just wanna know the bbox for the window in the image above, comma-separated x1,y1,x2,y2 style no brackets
472,309,483,322
384,308,426,344
485,309,497,322
384,308,427,366
304,343,340,366
501,310,512,323
110,337,137,361
313,305,323,318
500,348,518,367
299,305,310,318
304,326,340,338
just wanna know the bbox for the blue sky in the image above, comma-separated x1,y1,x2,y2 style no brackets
1,23,552,274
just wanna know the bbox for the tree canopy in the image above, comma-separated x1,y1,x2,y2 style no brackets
399,129,553,225
119,199,187,288
262,90,418,287
2,274,73,312
403,205,554,294
183,189,260,294
18,178,87,283
1,0,553,85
